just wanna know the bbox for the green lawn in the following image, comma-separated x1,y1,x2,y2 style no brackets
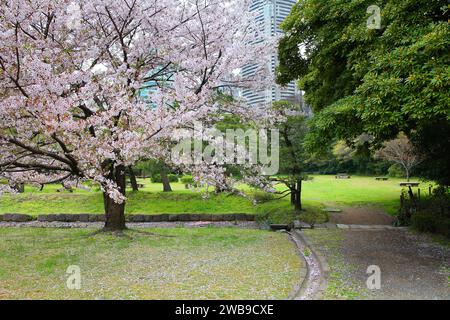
0,185,256,215
298,175,425,215
0,227,301,299
0,175,428,216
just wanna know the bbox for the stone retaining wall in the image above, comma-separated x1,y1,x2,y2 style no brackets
0,213,256,223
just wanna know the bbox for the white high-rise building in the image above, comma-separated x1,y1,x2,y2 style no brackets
241,0,301,107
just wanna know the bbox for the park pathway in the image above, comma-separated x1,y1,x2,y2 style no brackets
300,205,450,300
340,228,450,300
329,206,394,225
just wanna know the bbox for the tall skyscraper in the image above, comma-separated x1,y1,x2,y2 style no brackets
241,0,301,107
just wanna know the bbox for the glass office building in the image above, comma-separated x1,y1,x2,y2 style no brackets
241,0,301,107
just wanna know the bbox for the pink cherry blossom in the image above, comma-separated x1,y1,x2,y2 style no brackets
0,0,274,230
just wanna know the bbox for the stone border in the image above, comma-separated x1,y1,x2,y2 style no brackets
287,232,309,300
0,221,259,229
0,214,34,222
292,230,330,300
0,213,256,223
336,224,408,230
296,220,406,231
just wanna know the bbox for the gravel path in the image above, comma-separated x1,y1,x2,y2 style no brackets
303,228,450,300
342,229,450,300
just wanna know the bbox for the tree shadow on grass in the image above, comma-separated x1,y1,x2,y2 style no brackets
86,228,176,239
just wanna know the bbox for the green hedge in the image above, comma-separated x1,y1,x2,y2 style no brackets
388,164,404,178
180,175,195,184
151,174,179,183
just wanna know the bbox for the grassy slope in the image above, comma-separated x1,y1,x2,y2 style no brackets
0,175,427,215
0,227,301,299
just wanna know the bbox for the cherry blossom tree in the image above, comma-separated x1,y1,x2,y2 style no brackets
0,0,273,231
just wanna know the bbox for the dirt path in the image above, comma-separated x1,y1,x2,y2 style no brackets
303,228,450,300
329,206,394,225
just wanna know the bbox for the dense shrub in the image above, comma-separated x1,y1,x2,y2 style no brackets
256,207,297,227
151,174,179,183
365,161,391,176
300,157,390,176
411,212,436,233
252,191,277,203
404,186,450,238
411,212,450,238
411,120,450,186
388,164,404,178
180,175,195,185
435,218,450,238
256,206,328,228
168,174,180,183
300,210,329,227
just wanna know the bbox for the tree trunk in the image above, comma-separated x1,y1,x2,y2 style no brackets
294,179,302,212
160,167,172,192
405,169,410,182
103,165,127,231
128,166,139,191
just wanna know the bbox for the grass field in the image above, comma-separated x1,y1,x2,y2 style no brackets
0,227,301,299
298,175,420,215
0,175,428,216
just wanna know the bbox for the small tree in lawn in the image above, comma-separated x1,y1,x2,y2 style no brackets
375,134,422,181
271,101,309,212
0,0,272,231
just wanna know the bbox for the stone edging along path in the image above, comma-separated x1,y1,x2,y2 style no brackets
0,213,256,223
298,221,407,231
288,230,329,300
0,214,406,232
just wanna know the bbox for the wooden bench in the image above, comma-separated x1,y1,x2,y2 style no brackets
399,182,420,187
375,177,389,181
335,174,351,179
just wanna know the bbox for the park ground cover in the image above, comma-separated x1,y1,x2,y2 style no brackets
0,227,301,299
302,229,450,300
0,175,426,216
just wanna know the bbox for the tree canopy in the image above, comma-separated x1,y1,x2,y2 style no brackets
271,101,310,211
277,0,449,149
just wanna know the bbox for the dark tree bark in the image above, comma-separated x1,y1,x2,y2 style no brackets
128,166,139,191
287,179,302,212
103,165,127,231
293,179,302,212
160,167,172,192
281,125,303,212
